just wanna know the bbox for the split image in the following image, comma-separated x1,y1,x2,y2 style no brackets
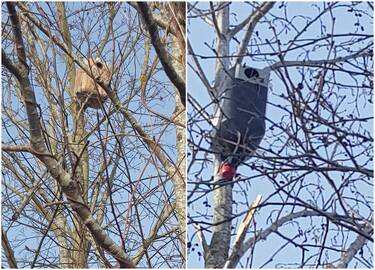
1,1,373,269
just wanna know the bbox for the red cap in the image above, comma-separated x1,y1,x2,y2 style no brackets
220,162,236,180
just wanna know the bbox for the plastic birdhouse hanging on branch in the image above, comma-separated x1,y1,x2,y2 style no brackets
211,64,270,180
74,58,112,109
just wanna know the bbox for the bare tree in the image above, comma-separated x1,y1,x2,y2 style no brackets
2,2,185,268
187,2,373,268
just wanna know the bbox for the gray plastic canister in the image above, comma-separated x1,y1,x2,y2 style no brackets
211,65,269,164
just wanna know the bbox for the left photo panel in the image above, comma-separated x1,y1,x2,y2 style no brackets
1,2,186,268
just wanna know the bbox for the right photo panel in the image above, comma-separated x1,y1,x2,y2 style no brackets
187,2,373,269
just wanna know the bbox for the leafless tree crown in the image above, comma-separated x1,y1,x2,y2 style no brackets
2,2,186,268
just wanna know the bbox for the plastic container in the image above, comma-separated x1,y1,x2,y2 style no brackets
211,65,269,165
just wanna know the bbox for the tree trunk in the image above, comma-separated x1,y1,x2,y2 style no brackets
205,4,233,268
172,37,187,261
57,3,90,267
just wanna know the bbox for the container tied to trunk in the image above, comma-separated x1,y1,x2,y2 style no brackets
211,65,270,179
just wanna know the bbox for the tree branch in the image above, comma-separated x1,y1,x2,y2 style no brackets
335,223,373,268
269,46,373,70
224,195,262,268
1,228,18,268
233,210,373,268
136,2,186,107
1,49,23,82
187,40,215,99
234,2,275,67
194,223,209,254
210,2,223,40
2,143,56,158
187,3,214,26
133,203,175,264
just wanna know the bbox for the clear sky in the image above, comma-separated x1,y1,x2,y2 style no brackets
187,2,373,268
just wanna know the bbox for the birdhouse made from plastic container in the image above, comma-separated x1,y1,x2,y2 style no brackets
211,65,270,165
74,58,112,109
